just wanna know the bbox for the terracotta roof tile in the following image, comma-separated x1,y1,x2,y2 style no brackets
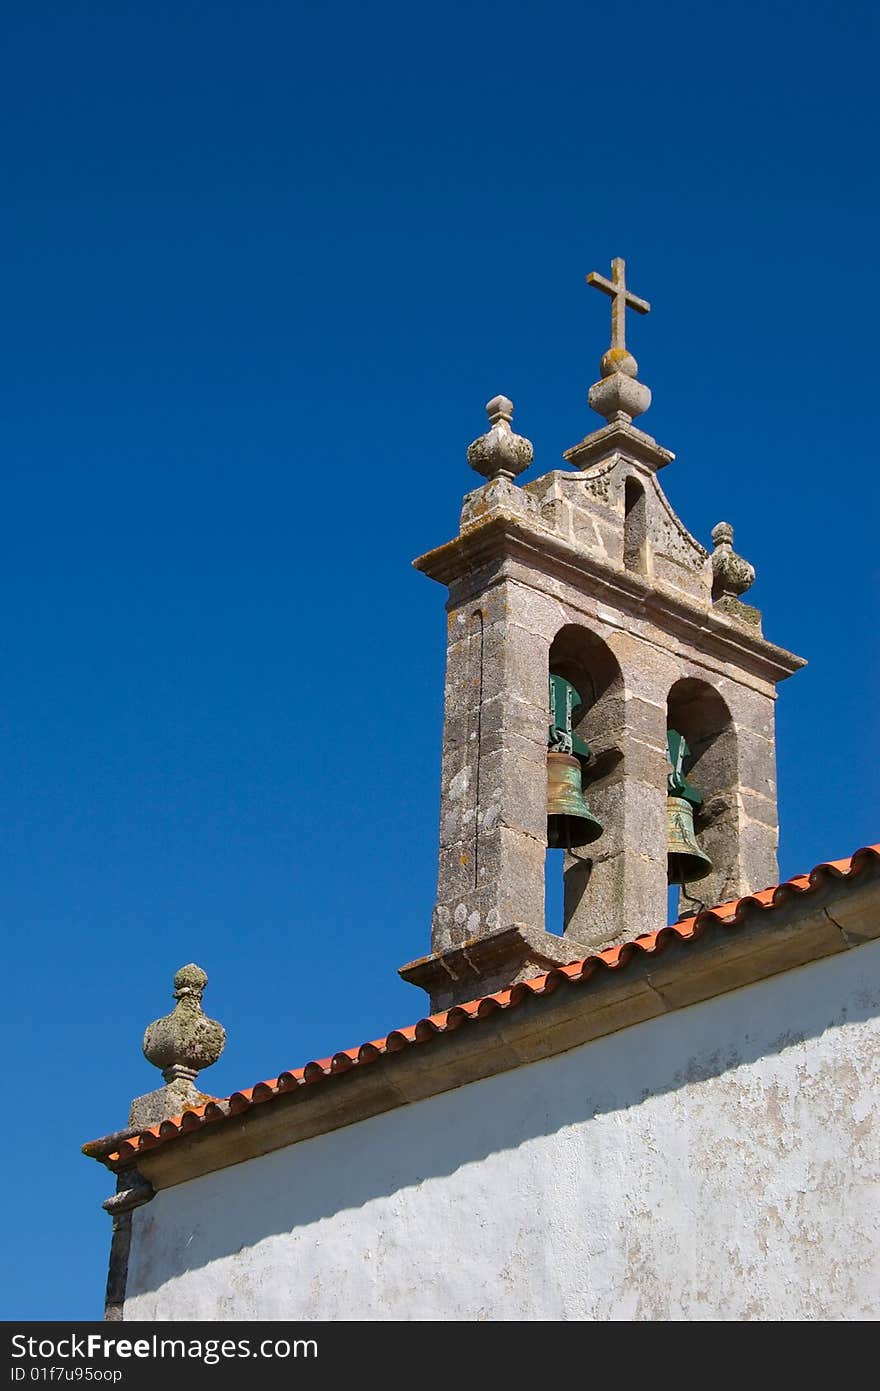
83,844,880,1168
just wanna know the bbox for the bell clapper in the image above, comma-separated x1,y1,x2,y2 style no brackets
673,864,708,920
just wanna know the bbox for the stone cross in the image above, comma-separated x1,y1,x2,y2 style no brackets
586,258,650,353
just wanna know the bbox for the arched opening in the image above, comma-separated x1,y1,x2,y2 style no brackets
666,678,736,919
545,625,624,938
623,476,648,574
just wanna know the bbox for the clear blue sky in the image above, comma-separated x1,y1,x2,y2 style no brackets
2,0,877,1319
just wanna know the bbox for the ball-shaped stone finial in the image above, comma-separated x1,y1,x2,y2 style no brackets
173,963,208,996
143,962,226,1084
711,521,755,600
600,347,639,379
711,521,735,548
485,394,514,426
467,395,534,482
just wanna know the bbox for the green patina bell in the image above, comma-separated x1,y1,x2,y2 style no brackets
546,675,603,850
666,729,713,884
547,751,603,849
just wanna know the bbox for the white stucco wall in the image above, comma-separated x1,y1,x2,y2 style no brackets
125,940,880,1321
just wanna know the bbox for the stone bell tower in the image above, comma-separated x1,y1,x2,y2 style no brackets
400,259,805,1011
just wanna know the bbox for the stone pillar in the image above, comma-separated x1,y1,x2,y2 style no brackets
698,681,780,906
735,705,780,896
399,402,606,1008
564,636,672,948
101,1169,154,1321
432,578,549,951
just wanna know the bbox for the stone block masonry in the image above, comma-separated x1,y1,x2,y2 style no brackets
400,265,804,1008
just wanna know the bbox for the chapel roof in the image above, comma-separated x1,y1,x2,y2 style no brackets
84,842,880,1176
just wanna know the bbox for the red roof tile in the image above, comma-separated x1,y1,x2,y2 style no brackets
83,844,880,1168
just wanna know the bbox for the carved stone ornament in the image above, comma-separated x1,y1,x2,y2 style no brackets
588,353,652,423
585,258,653,423
467,395,534,481
711,521,755,601
143,963,226,1084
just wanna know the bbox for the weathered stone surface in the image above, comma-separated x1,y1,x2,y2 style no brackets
399,922,593,1011
142,965,225,1079
504,581,569,639
565,771,668,948
733,728,778,799
621,735,669,788
740,788,779,830
403,299,804,999
129,965,225,1128
129,1080,215,1131
739,818,780,896
563,419,674,474
433,845,477,906
470,695,548,753
476,747,547,840
460,475,537,533
608,632,682,701
478,621,549,707
566,844,668,949
589,369,652,423
717,679,777,739
711,522,755,602
466,397,534,482
622,694,667,743
714,594,762,629
433,821,546,956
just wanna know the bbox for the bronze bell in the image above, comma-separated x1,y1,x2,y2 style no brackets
666,794,713,885
547,674,603,849
665,728,712,885
547,751,603,849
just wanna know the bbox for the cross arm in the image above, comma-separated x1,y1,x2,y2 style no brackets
623,291,650,315
586,271,651,315
586,271,616,297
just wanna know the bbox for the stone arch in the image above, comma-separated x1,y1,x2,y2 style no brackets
666,676,738,914
549,623,625,761
546,625,625,940
623,474,649,574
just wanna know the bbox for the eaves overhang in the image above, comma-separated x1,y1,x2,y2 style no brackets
83,846,880,1193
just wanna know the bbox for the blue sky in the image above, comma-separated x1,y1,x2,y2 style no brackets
2,0,877,1319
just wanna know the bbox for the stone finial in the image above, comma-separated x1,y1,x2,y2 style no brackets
467,395,534,482
143,964,226,1081
129,964,226,1129
586,258,652,424
587,361,652,425
711,522,755,601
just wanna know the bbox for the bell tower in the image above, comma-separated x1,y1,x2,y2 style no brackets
400,260,805,1011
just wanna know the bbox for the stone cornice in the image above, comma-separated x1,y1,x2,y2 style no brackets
413,513,805,686
562,419,674,472
398,923,592,996
102,1169,155,1216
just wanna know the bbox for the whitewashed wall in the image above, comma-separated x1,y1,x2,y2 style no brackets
125,940,880,1321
